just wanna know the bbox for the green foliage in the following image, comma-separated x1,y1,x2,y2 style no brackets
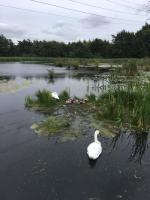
97,83,150,131
122,61,138,76
0,24,149,58
0,35,15,56
55,58,66,67
59,90,70,101
86,94,96,102
25,89,70,109
54,58,80,69
48,70,54,79
31,116,70,135
35,90,57,107
25,89,57,108
25,96,35,108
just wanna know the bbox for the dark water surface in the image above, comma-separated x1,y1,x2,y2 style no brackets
0,63,150,200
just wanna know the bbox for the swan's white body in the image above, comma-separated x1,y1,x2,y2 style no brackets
51,92,59,99
87,130,102,160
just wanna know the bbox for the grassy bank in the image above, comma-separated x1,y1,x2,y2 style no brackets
0,57,150,71
0,57,55,63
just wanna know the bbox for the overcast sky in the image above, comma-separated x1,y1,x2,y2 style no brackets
0,0,149,43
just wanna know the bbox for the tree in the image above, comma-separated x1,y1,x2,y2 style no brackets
0,24,149,58
17,39,34,56
89,39,111,58
135,23,150,57
112,30,137,58
0,35,15,56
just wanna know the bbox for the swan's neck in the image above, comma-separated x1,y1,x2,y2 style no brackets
94,131,99,142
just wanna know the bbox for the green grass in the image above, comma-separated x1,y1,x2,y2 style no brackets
94,82,150,132
48,70,55,79
122,61,138,76
86,93,96,102
25,89,70,108
59,90,70,101
0,57,149,72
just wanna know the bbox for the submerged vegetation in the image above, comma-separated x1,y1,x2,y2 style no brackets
0,79,32,93
31,116,70,136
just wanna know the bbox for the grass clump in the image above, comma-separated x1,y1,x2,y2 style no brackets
36,90,57,106
122,61,138,76
69,59,80,69
59,89,70,101
97,83,150,132
48,70,54,79
31,116,70,136
86,93,97,102
54,58,80,69
25,89,57,108
25,89,70,109
55,58,66,67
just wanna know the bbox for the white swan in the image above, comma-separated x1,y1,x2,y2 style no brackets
87,130,102,160
51,92,59,99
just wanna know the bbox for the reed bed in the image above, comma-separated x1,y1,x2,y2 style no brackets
25,89,70,108
93,82,150,132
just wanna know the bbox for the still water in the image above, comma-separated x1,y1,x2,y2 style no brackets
0,63,150,200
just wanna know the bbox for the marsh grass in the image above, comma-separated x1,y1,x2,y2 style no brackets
122,61,138,76
0,57,149,73
95,82,150,132
59,90,70,101
25,89,70,108
48,70,54,79
86,93,97,102
31,116,70,136
112,60,138,77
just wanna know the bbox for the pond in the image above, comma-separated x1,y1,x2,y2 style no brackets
0,63,150,200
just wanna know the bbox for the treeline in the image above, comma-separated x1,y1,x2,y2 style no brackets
0,24,149,58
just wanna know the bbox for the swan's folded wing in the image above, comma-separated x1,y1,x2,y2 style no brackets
87,142,102,159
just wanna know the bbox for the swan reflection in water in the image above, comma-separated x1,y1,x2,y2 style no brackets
88,159,98,168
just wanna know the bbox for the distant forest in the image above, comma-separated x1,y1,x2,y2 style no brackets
0,23,149,58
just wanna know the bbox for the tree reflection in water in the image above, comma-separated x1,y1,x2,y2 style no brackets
129,132,149,163
111,131,149,163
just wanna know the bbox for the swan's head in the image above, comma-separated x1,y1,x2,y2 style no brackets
95,130,100,135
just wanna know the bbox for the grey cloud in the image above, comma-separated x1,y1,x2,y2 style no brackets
80,16,110,28
42,21,81,41
52,21,66,29
0,23,27,39
136,5,147,13
43,28,79,41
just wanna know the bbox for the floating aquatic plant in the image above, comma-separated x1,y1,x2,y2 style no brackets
31,116,70,136
0,79,32,93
